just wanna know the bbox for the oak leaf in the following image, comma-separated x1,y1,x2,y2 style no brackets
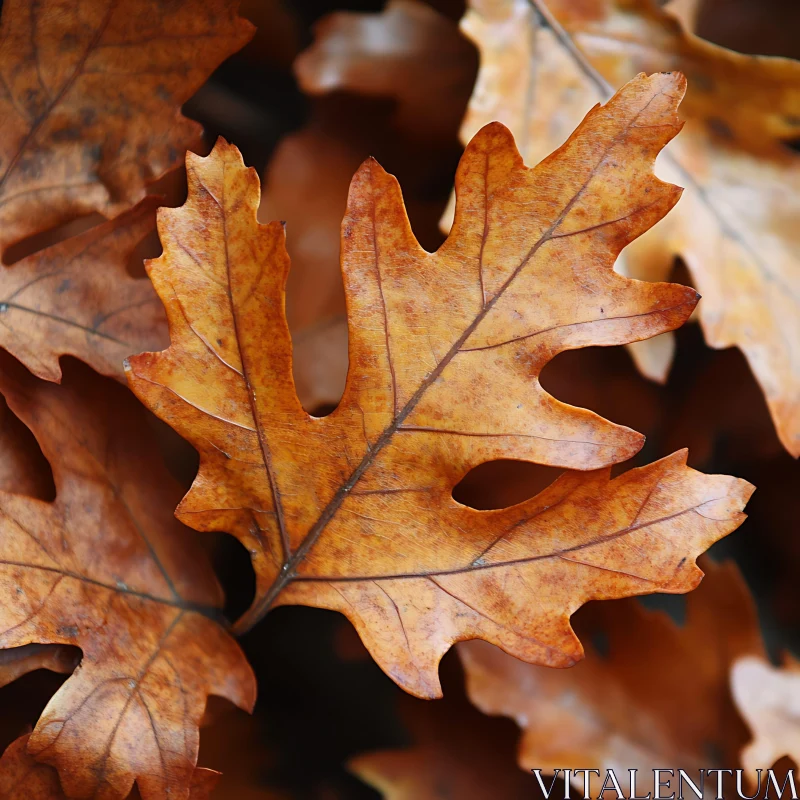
0,735,221,800
0,358,255,800
0,0,254,254
732,655,800,777
451,0,800,456
460,560,764,796
127,73,752,700
0,199,168,383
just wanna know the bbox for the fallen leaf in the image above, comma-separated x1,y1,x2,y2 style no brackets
732,655,800,777
460,559,764,796
127,73,752,700
350,665,541,799
257,102,464,412
257,124,359,411
0,392,52,497
0,0,254,254
294,0,477,142
451,0,800,455
665,0,702,32
0,734,220,799
0,357,256,800
0,643,79,690
0,198,168,383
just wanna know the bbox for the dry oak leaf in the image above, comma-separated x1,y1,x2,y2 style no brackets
732,655,800,777
0,735,221,800
460,559,764,797
126,73,751,700
0,358,255,800
0,198,168,383
451,0,800,455
0,0,254,254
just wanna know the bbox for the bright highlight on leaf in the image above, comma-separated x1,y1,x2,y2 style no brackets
127,72,752,701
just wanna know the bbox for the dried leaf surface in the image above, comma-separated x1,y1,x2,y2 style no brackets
460,560,764,795
0,735,220,800
0,359,255,800
0,0,254,253
732,655,800,776
127,74,751,700
453,0,800,455
0,199,168,383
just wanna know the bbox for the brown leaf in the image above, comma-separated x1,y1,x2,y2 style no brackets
732,655,800,776
257,124,359,412
0,0,254,254
460,559,764,796
0,734,220,799
0,198,168,383
295,0,477,142
127,74,751,700
452,0,800,455
0,643,79,690
0,358,255,800
350,670,541,799
0,392,52,497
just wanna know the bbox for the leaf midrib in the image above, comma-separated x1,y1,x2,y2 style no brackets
527,0,800,304
0,557,217,614
235,101,661,632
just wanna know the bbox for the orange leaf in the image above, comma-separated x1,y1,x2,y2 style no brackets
0,358,255,800
0,735,221,799
0,0,253,254
0,199,168,383
452,0,800,455
127,73,751,700
460,560,764,796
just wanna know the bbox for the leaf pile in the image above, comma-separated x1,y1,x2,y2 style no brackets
0,358,255,798
1,0,796,796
